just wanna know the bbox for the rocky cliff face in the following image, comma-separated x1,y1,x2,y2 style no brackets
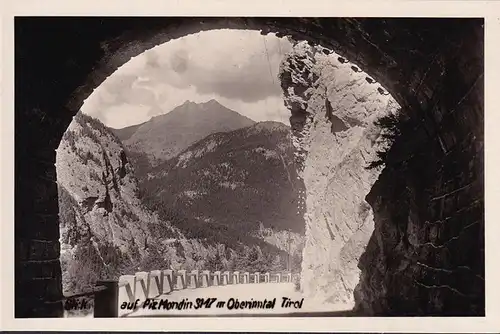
56,112,214,294
279,42,400,305
253,222,304,255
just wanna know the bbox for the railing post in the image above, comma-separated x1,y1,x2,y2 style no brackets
233,271,240,284
190,270,199,288
135,272,149,300
264,272,270,283
254,272,260,283
222,271,230,285
149,270,161,297
243,272,250,284
118,275,136,303
273,273,280,283
212,271,221,286
202,270,211,287
159,270,165,294
177,270,187,289
94,280,118,318
163,269,174,293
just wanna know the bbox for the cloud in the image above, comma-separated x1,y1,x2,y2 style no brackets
96,104,152,129
150,30,292,102
145,50,161,69
169,49,190,74
82,29,293,128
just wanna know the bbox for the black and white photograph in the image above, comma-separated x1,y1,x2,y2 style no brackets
3,2,498,331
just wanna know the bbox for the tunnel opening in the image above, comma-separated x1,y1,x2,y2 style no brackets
15,17,484,318
55,29,401,316
56,30,310,317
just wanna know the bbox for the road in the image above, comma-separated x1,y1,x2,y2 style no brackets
119,283,354,317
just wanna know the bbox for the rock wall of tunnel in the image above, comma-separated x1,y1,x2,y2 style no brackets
353,23,484,315
278,23,484,315
14,18,483,317
279,42,400,305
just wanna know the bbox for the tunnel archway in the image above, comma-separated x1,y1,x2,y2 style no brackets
15,17,484,317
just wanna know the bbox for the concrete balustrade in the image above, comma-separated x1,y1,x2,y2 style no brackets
233,271,240,284
253,272,260,283
148,270,162,297
222,271,230,285
135,271,149,299
188,270,199,288
242,272,250,284
117,269,299,305
163,269,174,294
212,271,221,286
118,275,136,303
176,270,187,290
201,270,211,287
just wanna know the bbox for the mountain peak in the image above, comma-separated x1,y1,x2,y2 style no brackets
121,98,257,162
204,98,220,105
177,99,224,110
179,99,225,108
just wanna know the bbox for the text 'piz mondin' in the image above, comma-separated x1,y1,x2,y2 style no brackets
120,296,304,311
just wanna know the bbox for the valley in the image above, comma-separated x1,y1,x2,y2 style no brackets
57,100,305,295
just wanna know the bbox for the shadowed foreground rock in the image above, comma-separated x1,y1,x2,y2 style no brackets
353,23,484,316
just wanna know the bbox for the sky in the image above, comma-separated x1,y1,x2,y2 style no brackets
81,29,294,129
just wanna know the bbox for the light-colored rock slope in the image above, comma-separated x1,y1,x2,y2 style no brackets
56,112,215,294
279,42,400,305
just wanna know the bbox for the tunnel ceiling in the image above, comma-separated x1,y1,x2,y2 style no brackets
16,17,483,143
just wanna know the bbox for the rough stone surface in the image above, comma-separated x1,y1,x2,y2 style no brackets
15,18,483,317
280,42,399,305
56,112,179,293
56,112,250,296
353,23,484,316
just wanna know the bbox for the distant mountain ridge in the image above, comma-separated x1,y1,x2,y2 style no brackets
110,122,145,141
112,99,256,169
56,109,305,296
138,120,306,254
